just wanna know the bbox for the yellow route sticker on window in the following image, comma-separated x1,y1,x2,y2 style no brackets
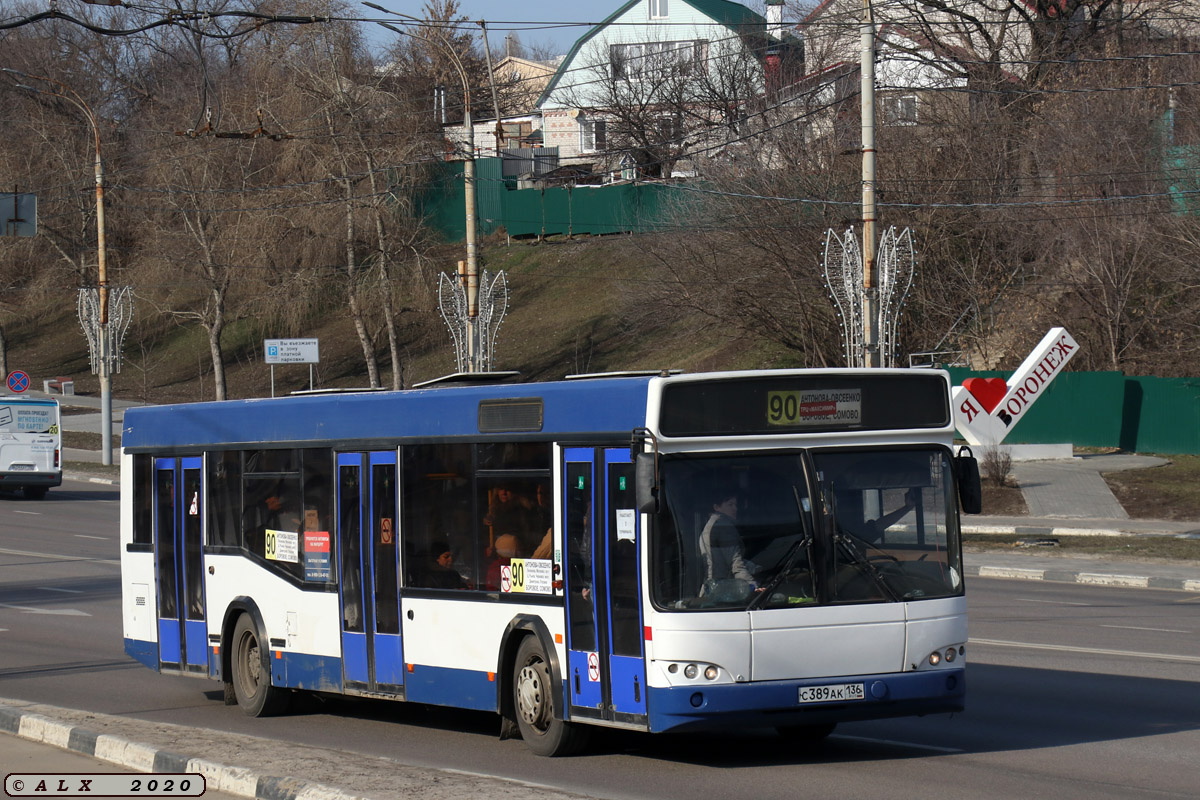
266,529,299,563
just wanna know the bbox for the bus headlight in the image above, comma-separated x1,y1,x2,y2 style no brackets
928,651,942,666
684,664,698,679
944,647,957,663
704,665,719,681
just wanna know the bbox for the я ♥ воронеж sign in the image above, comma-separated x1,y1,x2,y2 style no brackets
951,327,1078,446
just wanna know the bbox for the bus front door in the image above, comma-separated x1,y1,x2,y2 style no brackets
563,447,648,727
153,456,207,674
337,451,405,694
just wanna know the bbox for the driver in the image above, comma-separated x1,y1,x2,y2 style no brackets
699,490,756,594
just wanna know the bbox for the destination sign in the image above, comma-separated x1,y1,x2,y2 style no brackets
658,374,949,437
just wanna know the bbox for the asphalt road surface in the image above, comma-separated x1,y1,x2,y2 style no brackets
2,480,1197,799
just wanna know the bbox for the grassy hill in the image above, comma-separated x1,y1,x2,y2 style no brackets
7,234,799,404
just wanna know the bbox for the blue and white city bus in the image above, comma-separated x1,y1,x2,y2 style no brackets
119,369,981,755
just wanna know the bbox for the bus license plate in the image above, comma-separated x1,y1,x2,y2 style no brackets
9,464,34,471
799,683,865,704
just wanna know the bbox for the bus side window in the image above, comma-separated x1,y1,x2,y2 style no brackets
403,444,474,589
132,454,154,546
301,449,334,584
208,451,242,548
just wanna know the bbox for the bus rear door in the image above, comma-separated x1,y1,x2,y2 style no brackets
153,456,207,673
337,451,404,694
563,447,648,727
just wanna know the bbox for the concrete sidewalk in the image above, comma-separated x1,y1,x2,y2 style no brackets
0,700,584,800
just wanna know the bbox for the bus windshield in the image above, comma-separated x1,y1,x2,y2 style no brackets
650,447,962,611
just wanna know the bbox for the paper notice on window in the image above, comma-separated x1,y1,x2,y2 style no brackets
616,509,636,542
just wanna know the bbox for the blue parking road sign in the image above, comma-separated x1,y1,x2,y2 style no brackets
7,370,30,393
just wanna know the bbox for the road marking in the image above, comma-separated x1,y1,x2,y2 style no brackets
0,547,119,566
834,734,963,754
970,638,1200,664
74,535,108,541
0,603,90,617
11,510,40,516
1016,598,1092,606
1100,624,1189,634
39,587,83,594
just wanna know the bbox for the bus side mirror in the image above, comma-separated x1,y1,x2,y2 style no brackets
956,447,982,515
635,452,659,513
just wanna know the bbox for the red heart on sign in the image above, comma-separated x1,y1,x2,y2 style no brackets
963,377,1008,413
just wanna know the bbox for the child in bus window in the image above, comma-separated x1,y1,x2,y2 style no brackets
484,534,520,590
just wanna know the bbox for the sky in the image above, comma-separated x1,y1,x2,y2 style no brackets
362,2,617,57
361,1,809,58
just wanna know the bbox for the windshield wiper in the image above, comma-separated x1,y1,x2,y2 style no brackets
824,482,900,603
834,532,900,602
747,486,815,611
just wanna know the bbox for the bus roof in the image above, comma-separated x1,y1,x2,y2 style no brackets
121,376,655,452
0,396,59,405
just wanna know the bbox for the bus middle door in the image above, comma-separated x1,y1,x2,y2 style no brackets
337,451,404,695
153,456,208,674
563,447,648,727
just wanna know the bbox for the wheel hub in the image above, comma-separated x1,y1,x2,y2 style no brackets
517,664,548,729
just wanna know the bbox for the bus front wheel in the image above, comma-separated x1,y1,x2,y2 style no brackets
512,636,587,756
231,615,289,717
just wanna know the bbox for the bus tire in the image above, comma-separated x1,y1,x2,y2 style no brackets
776,721,836,742
231,614,289,717
24,487,47,500
512,636,588,756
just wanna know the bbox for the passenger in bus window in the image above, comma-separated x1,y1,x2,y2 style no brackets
483,483,535,552
531,528,553,559
699,491,756,596
423,539,470,590
484,533,520,590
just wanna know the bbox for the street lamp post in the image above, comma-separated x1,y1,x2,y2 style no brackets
4,69,116,463
364,3,483,372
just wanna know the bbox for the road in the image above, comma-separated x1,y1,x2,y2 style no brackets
1,480,1198,799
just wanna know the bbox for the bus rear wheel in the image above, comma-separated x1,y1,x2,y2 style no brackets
513,636,587,756
231,615,289,717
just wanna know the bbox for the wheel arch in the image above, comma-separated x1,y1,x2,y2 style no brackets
220,597,269,686
497,614,562,722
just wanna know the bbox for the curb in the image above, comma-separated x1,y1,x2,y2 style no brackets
964,524,1132,537
0,706,371,800
966,564,1200,592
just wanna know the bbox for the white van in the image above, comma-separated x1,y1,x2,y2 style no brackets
0,396,62,499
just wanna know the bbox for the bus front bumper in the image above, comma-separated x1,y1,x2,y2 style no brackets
645,668,965,733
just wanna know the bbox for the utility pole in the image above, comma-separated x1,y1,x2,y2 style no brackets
4,68,121,461
366,2,483,371
860,0,880,368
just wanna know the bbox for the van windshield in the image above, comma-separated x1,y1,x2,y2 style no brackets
649,448,963,611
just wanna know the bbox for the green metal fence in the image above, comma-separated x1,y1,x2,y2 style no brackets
947,369,1200,454
417,159,683,240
